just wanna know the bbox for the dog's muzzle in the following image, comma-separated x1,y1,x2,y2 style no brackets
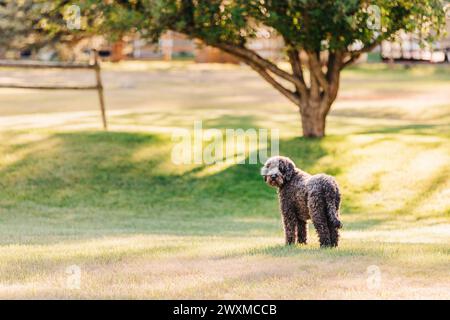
263,175,276,182
261,167,280,185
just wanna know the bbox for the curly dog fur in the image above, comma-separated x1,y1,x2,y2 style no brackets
261,156,342,247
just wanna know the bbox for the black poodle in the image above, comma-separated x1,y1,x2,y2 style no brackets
261,156,342,247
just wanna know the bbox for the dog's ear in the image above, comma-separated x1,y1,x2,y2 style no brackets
278,157,295,182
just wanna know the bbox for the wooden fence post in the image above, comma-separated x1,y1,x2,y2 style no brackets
0,54,108,130
92,50,108,130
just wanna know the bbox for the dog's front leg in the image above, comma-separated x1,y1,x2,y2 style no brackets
283,216,296,245
280,201,297,245
297,220,308,244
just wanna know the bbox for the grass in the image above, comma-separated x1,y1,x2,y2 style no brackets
0,62,449,299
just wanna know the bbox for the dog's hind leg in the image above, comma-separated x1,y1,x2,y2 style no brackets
307,192,332,247
311,215,331,247
323,183,342,229
327,187,341,247
328,223,340,247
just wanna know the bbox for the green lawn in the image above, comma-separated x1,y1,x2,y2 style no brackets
0,62,449,299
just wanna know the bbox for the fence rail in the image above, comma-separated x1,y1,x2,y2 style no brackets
0,84,98,90
0,60,95,69
0,50,108,130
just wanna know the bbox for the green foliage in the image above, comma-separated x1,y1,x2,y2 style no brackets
1,0,446,52
111,1,446,49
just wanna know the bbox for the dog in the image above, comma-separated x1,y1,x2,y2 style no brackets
261,156,342,247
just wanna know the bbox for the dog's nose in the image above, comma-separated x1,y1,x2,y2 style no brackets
271,174,277,179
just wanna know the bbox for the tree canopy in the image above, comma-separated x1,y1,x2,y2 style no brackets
1,0,447,136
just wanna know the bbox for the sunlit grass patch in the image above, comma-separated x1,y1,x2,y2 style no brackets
0,232,448,299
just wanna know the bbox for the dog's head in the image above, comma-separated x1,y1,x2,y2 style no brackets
261,156,296,188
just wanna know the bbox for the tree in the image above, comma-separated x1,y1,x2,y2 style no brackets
3,0,446,137
141,0,446,137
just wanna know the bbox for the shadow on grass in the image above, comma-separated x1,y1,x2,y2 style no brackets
0,130,336,240
0,130,335,217
0,125,446,243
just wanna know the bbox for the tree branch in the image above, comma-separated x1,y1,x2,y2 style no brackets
342,41,379,68
307,51,329,93
287,48,309,100
308,58,321,102
215,43,302,87
326,50,343,104
246,60,301,106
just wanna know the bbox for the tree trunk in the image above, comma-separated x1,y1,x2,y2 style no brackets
299,101,328,138
213,44,342,138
